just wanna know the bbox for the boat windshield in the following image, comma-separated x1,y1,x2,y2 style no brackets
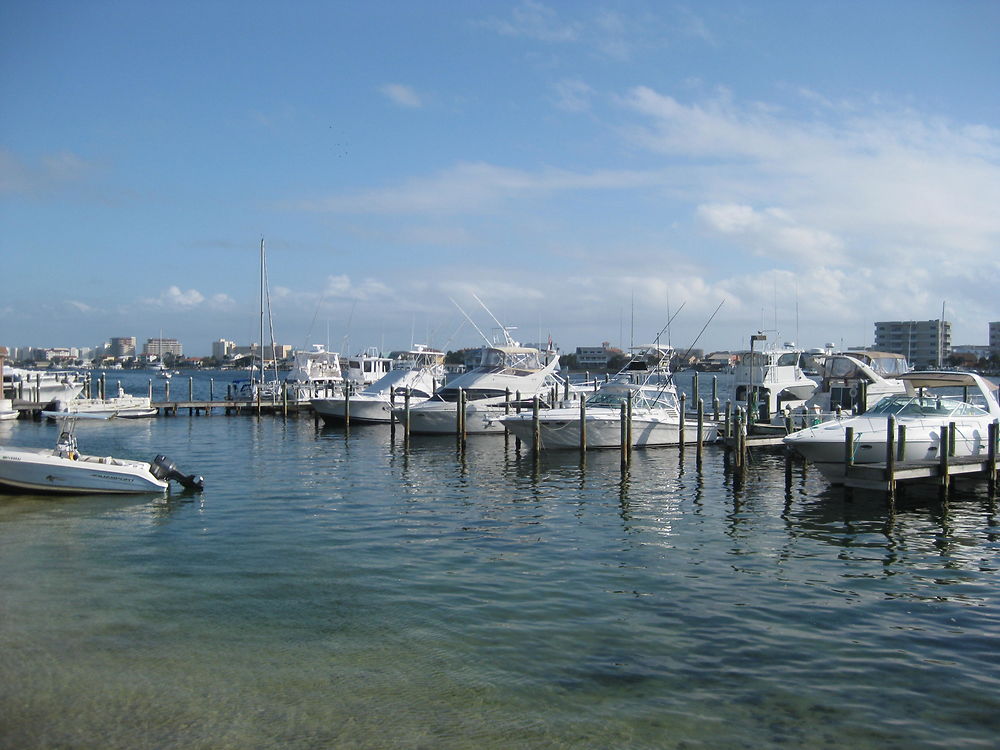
480,348,543,372
866,394,990,418
586,387,678,410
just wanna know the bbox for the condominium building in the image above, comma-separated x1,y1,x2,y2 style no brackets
990,322,1000,356
109,336,136,358
873,319,950,368
144,338,183,358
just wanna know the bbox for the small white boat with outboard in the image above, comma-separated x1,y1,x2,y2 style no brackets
0,418,204,494
312,346,445,425
783,371,1000,482
501,345,718,449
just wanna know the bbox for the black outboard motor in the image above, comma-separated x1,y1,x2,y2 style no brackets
151,455,205,492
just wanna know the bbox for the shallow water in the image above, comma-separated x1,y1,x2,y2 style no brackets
1,371,998,748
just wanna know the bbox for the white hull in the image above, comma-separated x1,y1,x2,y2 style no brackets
502,407,719,449
47,395,157,419
313,394,427,424
401,400,513,434
0,446,168,494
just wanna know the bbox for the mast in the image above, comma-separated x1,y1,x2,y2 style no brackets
258,237,265,385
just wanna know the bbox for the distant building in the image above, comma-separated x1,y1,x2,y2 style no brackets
212,339,236,360
951,344,991,360
144,338,183,358
233,343,291,362
110,336,136,358
575,342,621,369
990,322,1000,356
873,320,950,368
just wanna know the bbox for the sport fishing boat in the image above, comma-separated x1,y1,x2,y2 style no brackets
0,418,204,494
399,341,559,435
284,345,344,403
734,338,818,426
500,345,718,449
783,371,1000,482
2,367,87,404
343,347,393,389
311,346,446,425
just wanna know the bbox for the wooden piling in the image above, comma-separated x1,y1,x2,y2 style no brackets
949,420,956,457
532,395,540,453
165,380,170,402
403,388,411,440
939,424,950,497
711,376,719,420
679,393,686,449
620,402,628,470
579,392,587,455
897,424,906,461
885,415,896,501
696,398,704,464
148,379,153,400
344,385,350,427
988,420,997,499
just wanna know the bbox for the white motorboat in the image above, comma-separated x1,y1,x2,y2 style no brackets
398,342,560,435
344,347,393,388
44,385,157,419
772,351,910,429
501,345,718,449
0,419,204,494
2,367,86,404
733,338,818,426
312,346,445,425
0,398,17,421
284,345,344,403
783,371,1000,482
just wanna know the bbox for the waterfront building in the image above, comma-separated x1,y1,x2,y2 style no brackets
212,339,236,360
575,343,621,369
110,336,137,358
144,338,183,358
990,322,1000,356
873,319,950,368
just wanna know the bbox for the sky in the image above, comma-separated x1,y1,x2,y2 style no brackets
1,0,999,357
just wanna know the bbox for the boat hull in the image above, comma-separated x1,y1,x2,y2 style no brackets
312,395,421,425
784,416,995,482
398,401,512,434
0,447,168,494
502,408,719,449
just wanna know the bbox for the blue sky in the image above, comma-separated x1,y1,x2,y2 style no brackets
2,1,998,356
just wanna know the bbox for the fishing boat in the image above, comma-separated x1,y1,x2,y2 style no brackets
343,347,393,388
2,367,87,404
399,342,559,435
733,336,817,428
0,418,204,494
500,345,718,449
783,371,1000,482
312,346,445,425
284,345,344,403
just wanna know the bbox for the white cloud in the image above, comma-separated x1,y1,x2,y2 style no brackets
321,275,392,301
481,0,580,43
0,148,94,195
142,286,235,311
552,79,595,112
297,161,661,215
379,83,423,109
697,203,843,264
65,300,95,313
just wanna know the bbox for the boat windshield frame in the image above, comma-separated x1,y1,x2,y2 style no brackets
866,393,990,418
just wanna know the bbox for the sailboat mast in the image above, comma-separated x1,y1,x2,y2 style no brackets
258,237,265,384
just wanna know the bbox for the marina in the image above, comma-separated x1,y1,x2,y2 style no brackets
1,386,999,748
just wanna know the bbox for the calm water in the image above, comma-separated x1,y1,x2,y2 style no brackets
1,371,998,749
